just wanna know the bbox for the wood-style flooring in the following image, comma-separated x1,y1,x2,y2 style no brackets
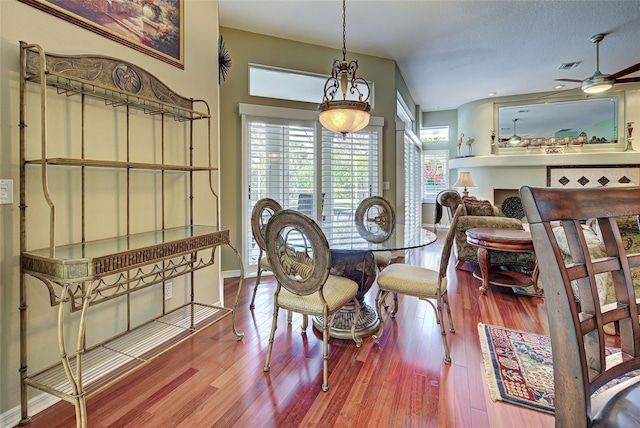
24,230,556,427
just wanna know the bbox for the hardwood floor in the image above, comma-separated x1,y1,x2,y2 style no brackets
24,231,556,427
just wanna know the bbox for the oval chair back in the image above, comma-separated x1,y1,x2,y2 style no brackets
249,198,282,309
263,209,362,392
355,196,396,244
265,209,331,296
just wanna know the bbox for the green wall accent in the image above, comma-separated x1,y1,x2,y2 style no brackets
219,27,401,272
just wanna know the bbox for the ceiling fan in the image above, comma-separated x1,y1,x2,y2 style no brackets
555,34,640,94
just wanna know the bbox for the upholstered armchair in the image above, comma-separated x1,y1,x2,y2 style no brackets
435,189,536,271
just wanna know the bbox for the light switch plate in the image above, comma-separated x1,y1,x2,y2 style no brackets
0,179,13,204
383,181,390,190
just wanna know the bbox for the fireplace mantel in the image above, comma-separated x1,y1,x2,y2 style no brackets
447,151,640,206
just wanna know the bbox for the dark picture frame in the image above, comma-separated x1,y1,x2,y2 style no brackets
19,0,184,69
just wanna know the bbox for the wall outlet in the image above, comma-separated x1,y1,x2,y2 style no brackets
164,281,172,300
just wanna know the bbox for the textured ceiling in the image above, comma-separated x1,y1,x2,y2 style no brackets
219,0,640,111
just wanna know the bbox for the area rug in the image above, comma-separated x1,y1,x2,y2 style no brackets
478,323,640,414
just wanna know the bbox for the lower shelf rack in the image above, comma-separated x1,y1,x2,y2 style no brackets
26,302,231,402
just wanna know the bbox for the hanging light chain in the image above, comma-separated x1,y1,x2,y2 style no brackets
342,0,347,61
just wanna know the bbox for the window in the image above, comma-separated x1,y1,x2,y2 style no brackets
403,130,423,235
421,126,449,143
249,64,374,107
396,91,415,131
244,118,316,267
321,128,380,246
423,150,449,202
240,104,382,271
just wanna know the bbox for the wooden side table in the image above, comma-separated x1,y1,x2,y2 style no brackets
465,227,540,295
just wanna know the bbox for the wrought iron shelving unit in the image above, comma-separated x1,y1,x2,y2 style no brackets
18,42,244,428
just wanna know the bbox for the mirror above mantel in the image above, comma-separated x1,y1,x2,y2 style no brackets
496,94,624,151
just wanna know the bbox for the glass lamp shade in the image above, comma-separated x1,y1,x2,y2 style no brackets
319,100,370,135
582,74,614,94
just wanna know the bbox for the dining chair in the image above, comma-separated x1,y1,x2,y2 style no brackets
521,185,640,427
373,204,463,364
263,209,362,392
249,198,283,309
355,196,395,270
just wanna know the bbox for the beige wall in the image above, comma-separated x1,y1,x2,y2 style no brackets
218,27,399,272
0,0,220,417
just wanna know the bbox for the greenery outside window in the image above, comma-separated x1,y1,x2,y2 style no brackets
421,126,449,143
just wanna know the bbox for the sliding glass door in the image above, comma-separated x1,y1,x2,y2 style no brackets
241,106,382,272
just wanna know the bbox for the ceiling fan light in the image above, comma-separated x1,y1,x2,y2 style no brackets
582,79,614,94
582,72,614,94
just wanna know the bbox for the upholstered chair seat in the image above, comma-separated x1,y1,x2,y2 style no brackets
263,209,362,392
373,205,463,364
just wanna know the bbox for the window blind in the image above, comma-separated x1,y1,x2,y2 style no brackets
245,119,315,266
404,132,423,239
321,129,380,247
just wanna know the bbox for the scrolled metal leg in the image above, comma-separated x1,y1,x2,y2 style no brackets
227,242,245,340
264,302,279,372
351,298,363,347
391,292,399,317
322,311,330,392
426,299,451,364
372,289,387,343
443,292,455,333
301,314,308,332
250,265,264,310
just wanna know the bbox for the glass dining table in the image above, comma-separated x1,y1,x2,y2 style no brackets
314,221,437,339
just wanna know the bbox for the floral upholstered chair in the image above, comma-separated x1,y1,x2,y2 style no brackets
444,191,536,272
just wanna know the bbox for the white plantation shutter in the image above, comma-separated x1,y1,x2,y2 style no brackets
245,118,316,267
404,131,423,238
240,104,383,272
423,150,449,203
320,129,381,246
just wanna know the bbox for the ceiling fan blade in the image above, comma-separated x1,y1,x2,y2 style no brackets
537,87,580,99
615,77,640,84
554,78,582,83
610,62,640,80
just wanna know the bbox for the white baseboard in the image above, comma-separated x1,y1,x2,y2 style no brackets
222,269,242,279
0,393,60,428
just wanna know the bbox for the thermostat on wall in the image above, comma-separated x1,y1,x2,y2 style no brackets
0,179,13,204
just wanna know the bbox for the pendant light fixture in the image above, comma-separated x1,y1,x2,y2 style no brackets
319,0,371,138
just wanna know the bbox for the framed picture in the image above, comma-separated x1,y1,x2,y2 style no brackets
19,0,184,69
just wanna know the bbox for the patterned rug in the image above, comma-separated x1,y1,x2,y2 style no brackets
478,323,639,414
